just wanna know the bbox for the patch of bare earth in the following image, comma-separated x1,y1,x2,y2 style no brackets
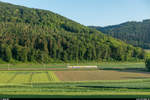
55,70,150,81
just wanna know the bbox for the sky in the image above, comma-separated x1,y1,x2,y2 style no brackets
0,0,150,26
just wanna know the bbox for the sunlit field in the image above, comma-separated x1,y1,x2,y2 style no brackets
0,62,150,98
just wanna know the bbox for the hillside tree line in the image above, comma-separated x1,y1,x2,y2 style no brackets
0,2,145,63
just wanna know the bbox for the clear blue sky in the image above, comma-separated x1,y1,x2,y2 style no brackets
0,0,150,26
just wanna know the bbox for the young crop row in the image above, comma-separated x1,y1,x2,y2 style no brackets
48,71,60,82
11,74,31,83
31,71,60,83
0,72,15,83
31,72,49,83
0,71,60,84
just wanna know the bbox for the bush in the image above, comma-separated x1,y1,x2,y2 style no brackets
145,57,150,70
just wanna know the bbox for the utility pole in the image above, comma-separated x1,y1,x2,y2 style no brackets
8,64,10,71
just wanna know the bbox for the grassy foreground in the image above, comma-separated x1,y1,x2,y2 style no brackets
1,72,150,98
1,79,150,98
0,62,149,98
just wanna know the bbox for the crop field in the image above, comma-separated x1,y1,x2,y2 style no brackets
1,78,150,98
0,71,59,84
55,70,150,81
11,72,31,83
31,71,60,83
0,72,15,83
0,62,150,98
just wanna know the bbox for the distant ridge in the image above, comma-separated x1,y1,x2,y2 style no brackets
89,19,150,49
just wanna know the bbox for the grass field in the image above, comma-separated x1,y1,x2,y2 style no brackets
0,63,67,69
0,62,150,98
0,62,145,70
1,78,150,98
0,71,59,84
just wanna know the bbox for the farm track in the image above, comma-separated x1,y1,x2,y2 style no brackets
0,68,67,71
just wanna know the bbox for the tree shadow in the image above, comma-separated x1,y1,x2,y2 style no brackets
121,77,150,79
100,68,150,74
78,85,150,89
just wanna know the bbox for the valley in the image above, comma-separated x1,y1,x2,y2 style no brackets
0,1,149,99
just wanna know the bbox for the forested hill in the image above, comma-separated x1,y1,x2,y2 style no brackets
0,2,145,63
89,19,150,49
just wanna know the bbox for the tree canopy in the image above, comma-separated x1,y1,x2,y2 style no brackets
0,1,145,63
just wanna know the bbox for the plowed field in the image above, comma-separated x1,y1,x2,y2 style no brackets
55,70,150,81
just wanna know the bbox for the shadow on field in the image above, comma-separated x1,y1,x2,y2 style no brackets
1,94,150,98
101,68,150,74
122,77,150,79
0,85,30,88
78,85,150,89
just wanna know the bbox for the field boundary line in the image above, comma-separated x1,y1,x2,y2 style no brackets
46,71,51,82
29,72,34,83
7,72,18,83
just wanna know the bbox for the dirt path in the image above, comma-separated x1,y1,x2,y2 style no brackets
0,68,67,71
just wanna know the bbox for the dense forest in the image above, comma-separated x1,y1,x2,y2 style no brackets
0,2,145,63
89,19,150,49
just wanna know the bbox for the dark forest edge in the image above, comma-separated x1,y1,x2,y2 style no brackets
0,1,145,64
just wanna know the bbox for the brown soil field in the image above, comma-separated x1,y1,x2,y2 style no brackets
55,70,150,81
